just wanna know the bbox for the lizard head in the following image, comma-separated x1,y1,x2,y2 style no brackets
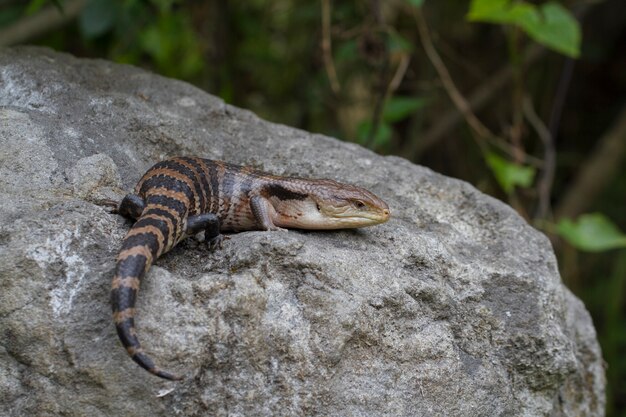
270,179,390,229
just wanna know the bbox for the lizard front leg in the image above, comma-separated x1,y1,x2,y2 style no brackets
250,195,285,231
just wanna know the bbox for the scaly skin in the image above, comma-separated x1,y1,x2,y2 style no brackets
111,156,390,380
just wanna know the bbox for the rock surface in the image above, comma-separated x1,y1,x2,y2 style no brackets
0,47,605,416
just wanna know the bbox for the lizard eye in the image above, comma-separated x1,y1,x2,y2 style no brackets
353,200,366,209
316,203,321,211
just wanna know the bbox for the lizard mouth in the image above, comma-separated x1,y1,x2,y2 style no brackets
321,207,390,228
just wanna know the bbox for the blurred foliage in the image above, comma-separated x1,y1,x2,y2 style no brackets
25,0,52,14
2,0,626,414
558,213,626,252
485,151,536,194
468,0,581,57
357,96,427,147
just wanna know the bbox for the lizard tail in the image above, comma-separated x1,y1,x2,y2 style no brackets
111,206,183,381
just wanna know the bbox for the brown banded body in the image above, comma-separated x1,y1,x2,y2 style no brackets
111,156,390,380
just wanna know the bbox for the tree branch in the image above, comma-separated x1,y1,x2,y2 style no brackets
523,96,555,220
0,0,85,47
401,44,545,159
413,8,543,167
321,0,341,94
414,9,494,142
405,0,599,161
555,106,626,219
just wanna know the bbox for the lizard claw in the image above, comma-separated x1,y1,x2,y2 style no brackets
206,234,229,251
268,226,288,232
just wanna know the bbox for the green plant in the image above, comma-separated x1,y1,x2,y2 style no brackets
467,0,581,57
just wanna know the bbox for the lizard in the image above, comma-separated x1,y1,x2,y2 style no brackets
111,156,390,381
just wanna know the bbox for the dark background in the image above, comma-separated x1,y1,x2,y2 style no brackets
1,0,624,414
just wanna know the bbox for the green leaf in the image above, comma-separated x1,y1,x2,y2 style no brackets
383,96,427,123
467,0,508,16
26,0,47,15
79,0,117,38
485,152,535,193
140,24,168,62
467,0,581,58
467,0,534,24
406,0,426,8
521,2,581,58
357,121,392,146
557,213,626,252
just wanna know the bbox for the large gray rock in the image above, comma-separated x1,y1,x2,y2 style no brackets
0,47,605,416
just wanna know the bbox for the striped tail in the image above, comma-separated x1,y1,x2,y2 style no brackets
111,206,183,381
